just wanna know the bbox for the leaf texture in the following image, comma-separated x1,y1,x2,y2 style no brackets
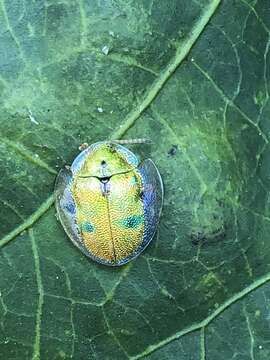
0,0,270,359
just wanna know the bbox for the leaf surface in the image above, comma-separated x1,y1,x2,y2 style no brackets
1,0,270,359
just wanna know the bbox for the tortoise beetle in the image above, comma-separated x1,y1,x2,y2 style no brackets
55,140,163,266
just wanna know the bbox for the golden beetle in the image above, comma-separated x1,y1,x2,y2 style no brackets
55,140,163,266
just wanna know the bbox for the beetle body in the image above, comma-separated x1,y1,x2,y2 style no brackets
55,141,163,266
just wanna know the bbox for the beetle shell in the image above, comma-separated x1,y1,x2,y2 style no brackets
55,141,163,266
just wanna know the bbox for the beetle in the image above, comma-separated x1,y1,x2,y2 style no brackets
55,140,163,266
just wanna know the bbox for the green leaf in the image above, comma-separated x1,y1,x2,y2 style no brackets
1,0,270,359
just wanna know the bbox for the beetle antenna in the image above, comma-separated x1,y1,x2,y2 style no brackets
111,138,152,145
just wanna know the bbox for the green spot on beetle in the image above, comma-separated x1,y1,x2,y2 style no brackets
120,215,144,229
81,222,95,233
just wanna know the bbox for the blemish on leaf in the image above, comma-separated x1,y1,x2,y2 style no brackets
255,310,261,317
167,144,178,157
191,226,226,246
101,45,110,55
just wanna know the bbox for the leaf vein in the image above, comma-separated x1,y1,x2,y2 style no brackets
152,107,208,194
200,327,206,360
240,0,270,35
131,271,270,359
29,229,44,360
1,138,57,175
243,304,255,360
102,307,129,359
110,0,222,140
0,0,27,64
191,60,269,144
0,195,54,248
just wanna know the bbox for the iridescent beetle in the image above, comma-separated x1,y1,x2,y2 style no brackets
55,140,163,266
